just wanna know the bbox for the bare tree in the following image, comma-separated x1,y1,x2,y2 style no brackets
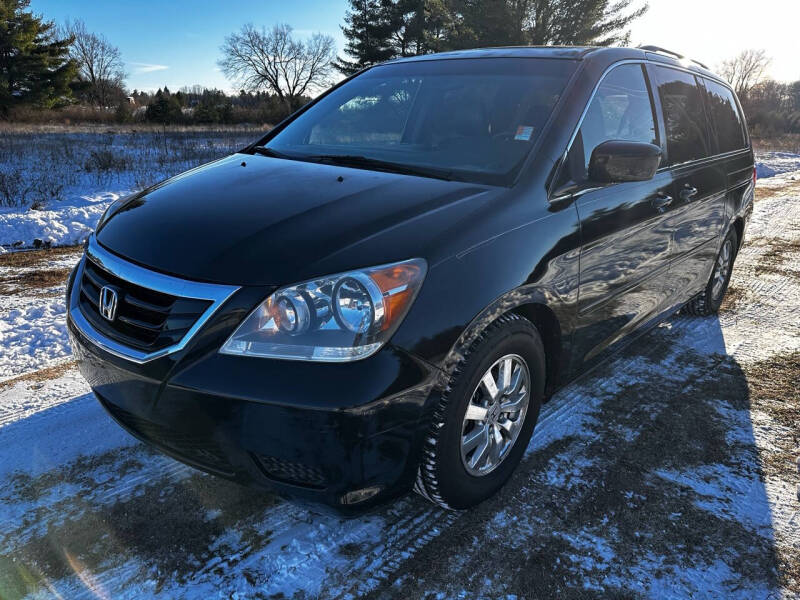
63,20,126,107
719,49,771,99
219,24,336,110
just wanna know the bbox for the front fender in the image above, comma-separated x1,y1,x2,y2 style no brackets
392,202,581,392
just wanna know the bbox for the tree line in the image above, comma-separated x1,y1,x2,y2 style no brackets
334,0,647,75
0,0,649,124
720,50,800,135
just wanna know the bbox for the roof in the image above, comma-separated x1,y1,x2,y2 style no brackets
389,46,598,63
386,45,722,81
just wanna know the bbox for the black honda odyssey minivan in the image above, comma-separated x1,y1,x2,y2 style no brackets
67,46,754,511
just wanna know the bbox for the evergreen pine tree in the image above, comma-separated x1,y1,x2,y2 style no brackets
0,0,76,117
335,0,395,76
445,0,648,50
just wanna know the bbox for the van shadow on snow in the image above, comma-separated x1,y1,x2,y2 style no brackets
0,312,790,598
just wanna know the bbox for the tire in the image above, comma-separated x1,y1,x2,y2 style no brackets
414,313,545,510
684,229,739,317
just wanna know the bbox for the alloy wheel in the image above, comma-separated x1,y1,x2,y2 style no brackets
460,354,531,476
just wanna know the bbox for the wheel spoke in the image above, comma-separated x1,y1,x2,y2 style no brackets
481,371,499,400
498,358,512,393
469,429,491,469
497,418,514,434
464,403,488,422
500,393,525,413
489,427,503,463
508,366,522,395
462,423,487,452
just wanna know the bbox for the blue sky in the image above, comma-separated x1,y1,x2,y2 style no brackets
30,0,349,92
30,0,799,93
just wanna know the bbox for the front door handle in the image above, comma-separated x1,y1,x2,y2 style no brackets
680,185,699,201
652,192,673,212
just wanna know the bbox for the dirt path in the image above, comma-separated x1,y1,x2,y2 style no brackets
0,189,798,599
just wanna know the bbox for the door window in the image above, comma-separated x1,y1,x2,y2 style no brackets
555,63,657,190
703,79,747,153
653,67,711,165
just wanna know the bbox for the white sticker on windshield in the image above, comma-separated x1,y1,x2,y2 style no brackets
514,125,534,141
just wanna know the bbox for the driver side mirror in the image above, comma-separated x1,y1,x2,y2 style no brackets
588,141,662,183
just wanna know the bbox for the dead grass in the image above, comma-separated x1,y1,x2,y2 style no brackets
753,239,800,278
752,134,800,154
0,246,80,296
720,284,747,312
746,352,800,431
744,352,800,594
755,178,800,201
0,246,81,268
0,122,270,135
0,267,73,296
0,362,76,391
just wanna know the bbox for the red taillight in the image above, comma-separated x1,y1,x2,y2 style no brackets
753,166,757,185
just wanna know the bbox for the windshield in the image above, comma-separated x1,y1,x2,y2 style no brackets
262,58,577,185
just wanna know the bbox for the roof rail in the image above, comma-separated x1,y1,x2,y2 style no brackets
638,45,709,70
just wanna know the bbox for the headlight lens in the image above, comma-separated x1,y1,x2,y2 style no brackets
220,259,426,362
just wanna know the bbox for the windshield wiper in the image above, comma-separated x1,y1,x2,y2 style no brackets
305,154,454,182
249,145,292,159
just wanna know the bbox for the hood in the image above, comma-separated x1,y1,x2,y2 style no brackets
96,154,497,285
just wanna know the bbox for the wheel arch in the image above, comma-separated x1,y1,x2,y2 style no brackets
732,216,745,252
435,287,570,399
512,303,563,396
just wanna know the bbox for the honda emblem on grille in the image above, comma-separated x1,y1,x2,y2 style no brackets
99,286,119,321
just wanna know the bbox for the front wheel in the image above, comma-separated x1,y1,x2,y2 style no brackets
684,229,739,316
414,313,545,509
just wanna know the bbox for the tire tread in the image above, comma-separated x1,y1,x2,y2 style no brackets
414,312,531,510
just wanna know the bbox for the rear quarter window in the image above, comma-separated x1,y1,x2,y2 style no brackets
652,66,712,165
703,79,747,154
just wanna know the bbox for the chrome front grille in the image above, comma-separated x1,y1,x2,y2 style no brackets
79,257,211,352
70,236,239,363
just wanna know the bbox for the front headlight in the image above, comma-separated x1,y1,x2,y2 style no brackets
220,259,427,362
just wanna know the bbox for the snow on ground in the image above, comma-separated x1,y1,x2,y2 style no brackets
0,154,799,598
0,297,70,379
0,250,80,379
755,151,800,180
0,129,260,248
0,191,125,250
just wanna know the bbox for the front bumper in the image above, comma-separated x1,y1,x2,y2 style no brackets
67,254,440,512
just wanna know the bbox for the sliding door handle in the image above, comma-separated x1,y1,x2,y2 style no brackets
652,193,673,212
680,185,699,201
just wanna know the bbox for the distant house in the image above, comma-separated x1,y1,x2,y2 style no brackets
125,96,136,105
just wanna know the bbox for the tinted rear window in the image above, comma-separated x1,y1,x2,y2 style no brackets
653,66,711,165
703,79,747,153
265,58,577,185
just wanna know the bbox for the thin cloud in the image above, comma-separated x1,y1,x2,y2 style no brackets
129,62,169,74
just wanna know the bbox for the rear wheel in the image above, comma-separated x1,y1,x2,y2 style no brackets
684,229,738,316
414,313,545,509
